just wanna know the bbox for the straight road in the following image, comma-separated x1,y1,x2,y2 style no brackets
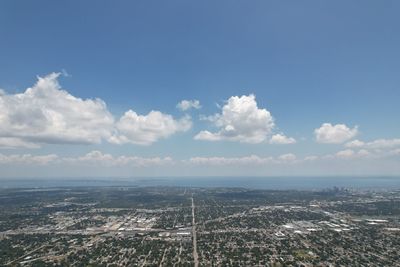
191,195,199,267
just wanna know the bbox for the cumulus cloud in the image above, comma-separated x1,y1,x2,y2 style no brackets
335,149,370,159
341,138,400,159
345,138,400,149
188,155,275,166
277,153,297,162
269,134,296,144
0,152,300,168
176,99,201,111
0,153,58,165
335,149,356,159
0,73,191,147
1,148,398,169
0,73,114,146
0,137,40,149
109,111,191,145
345,139,365,148
304,155,318,161
63,150,174,167
0,151,173,167
314,123,358,144
188,153,298,166
194,94,275,143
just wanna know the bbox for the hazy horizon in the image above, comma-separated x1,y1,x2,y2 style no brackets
2,176,400,191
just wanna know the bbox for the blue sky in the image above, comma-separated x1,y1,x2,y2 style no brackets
0,1,399,177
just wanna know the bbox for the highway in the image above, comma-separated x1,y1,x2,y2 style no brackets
191,195,199,267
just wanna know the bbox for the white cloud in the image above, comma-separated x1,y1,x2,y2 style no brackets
0,148,397,171
193,130,222,142
314,123,358,144
194,94,275,143
342,138,400,159
176,99,201,111
0,153,58,165
109,111,191,145
345,139,365,148
0,137,40,149
269,134,296,144
0,73,114,146
346,138,400,149
0,73,191,147
304,155,318,161
357,149,371,157
188,153,298,166
335,149,355,159
63,150,174,167
335,149,371,159
188,155,275,166
0,151,173,167
277,153,297,162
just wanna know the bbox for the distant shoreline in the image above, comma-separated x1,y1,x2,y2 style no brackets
1,176,399,190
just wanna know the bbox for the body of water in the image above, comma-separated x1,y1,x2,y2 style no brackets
1,176,399,190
